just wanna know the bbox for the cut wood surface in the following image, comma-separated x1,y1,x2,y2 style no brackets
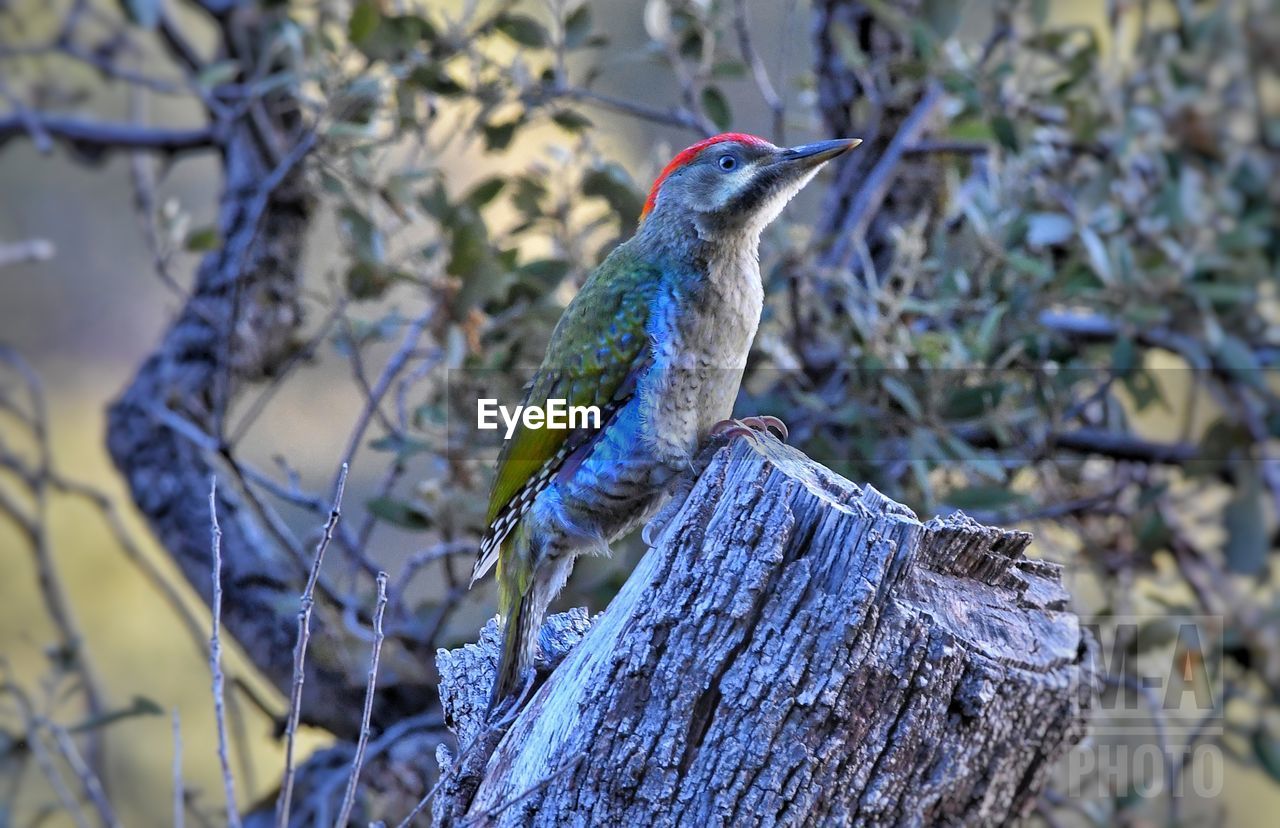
433,434,1096,827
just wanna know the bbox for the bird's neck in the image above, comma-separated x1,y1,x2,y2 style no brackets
633,209,762,293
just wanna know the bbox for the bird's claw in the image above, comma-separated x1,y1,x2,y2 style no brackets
641,518,661,547
709,415,788,442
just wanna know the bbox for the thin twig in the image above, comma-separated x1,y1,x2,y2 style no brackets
276,464,350,828
209,129,318,442
547,84,709,135
731,0,784,138
332,307,436,501
335,571,390,827
391,540,476,617
0,347,107,774
458,754,584,827
827,80,943,270
0,76,53,152
173,709,184,828
284,712,444,827
208,478,242,828
26,725,91,828
127,87,187,297
395,676,538,828
48,723,121,828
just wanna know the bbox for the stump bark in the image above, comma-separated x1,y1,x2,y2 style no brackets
432,435,1095,827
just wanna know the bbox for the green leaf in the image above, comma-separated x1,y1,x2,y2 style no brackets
582,163,643,227
1079,227,1112,284
701,86,732,131
366,496,432,531
990,115,1019,151
409,65,465,96
945,486,1026,511
551,109,593,132
197,60,240,89
510,176,548,218
348,0,380,44
184,225,220,252
1122,368,1166,412
482,119,521,151
974,305,1006,357
881,375,923,420
1215,335,1262,388
338,206,385,265
121,0,160,30
921,0,962,39
446,209,492,280
1030,0,1050,26
1111,337,1136,375
1223,467,1267,575
464,177,506,209
496,13,548,47
1253,726,1280,783
69,696,163,734
519,259,572,289
345,262,392,300
352,13,434,63
564,5,592,48
942,383,1004,420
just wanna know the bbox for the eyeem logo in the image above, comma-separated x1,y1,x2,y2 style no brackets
476,399,601,439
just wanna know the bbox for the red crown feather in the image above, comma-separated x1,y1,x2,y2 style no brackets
640,132,771,221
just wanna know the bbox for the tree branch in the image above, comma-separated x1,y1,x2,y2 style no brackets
0,113,216,154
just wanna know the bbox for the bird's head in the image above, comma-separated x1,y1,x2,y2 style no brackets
639,132,860,240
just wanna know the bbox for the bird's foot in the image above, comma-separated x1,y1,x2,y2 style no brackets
709,415,788,442
643,493,683,547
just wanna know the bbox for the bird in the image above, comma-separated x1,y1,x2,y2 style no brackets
471,132,860,710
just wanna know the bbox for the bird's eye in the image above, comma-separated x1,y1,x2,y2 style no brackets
717,154,738,172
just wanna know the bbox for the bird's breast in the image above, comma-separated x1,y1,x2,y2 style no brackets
642,250,764,465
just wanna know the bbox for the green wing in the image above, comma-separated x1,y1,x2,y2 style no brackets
471,248,657,582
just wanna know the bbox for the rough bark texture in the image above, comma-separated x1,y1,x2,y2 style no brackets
432,435,1095,827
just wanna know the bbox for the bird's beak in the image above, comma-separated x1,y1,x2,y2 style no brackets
774,138,862,169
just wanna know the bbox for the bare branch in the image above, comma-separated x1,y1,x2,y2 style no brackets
127,88,187,296
276,464,350,828
731,0,785,138
0,113,216,154
173,709,185,828
2,671,90,828
825,80,943,269
0,347,107,774
208,478,242,828
48,723,121,828
158,10,206,73
546,84,709,135
335,571,390,827
338,306,439,553
28,728,92,828
954,423,1198,465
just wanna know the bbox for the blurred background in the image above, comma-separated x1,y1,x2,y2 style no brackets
1,0,1277,825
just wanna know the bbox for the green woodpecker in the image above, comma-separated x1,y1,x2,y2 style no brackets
472,132,859,708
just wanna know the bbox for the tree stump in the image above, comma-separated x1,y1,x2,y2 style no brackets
433,435,1095,827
